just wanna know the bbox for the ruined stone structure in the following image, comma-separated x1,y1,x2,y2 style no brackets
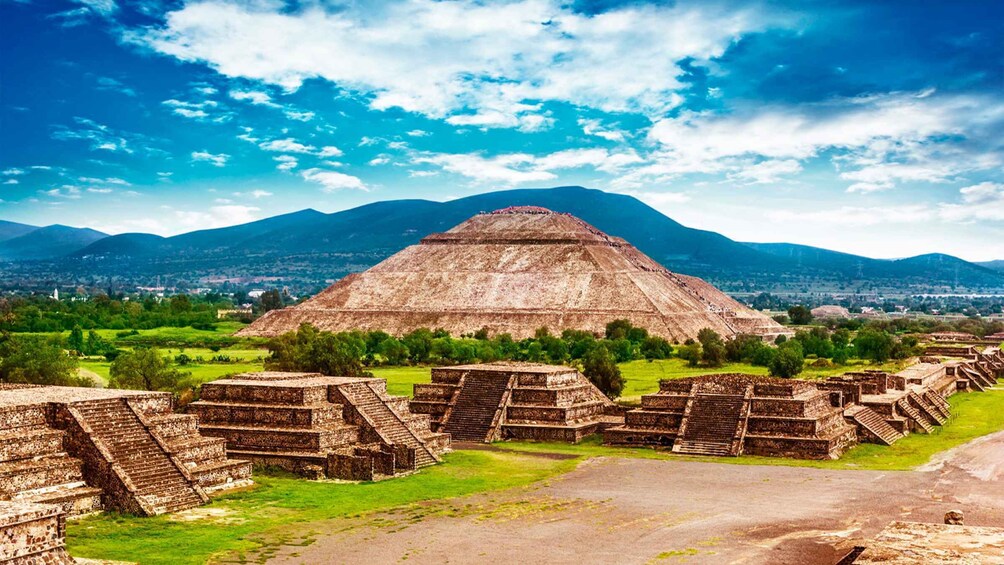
189,372,450,481
605,374,857,459
853,521,1004,564
0,385,251,517
409,363,622,443
0,501,73,564
238,206,788,343
924,344,979,358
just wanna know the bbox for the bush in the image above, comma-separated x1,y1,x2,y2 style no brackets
787,305,813,325
769,344,804,378
0,335,84,387
110,348,188,391
640,336,673,360
581,344,624,399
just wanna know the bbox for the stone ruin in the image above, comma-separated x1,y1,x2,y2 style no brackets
238,206,788,343
0,384,251,517
189,372,450,481
409,363,623,443
849,521,1004,564
0,501,72,564
924,344,980,358
605,374,858,459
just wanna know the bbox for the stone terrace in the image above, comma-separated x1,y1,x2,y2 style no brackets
0,384,251,517
410,363,622,444
0,501,73,564
605,374,857,459
190,372,450,481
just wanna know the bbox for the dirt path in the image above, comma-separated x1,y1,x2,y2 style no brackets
266,432,1004,565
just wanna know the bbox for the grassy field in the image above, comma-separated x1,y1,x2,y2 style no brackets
67,450,580,565
78,347,267,389
65,387,1004,564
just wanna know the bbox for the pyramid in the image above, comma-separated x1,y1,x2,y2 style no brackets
239,206,787,342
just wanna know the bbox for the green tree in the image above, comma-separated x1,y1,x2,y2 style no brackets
787,305,813,325
640,336,672,360
0,335,83,386
170,294,192,314
257,290,283,315
677,343,702,367
266,324,368,377
109,348,188,391
769,344,804,378
67,325,85,355
853,328,895,362
402,328,435,363
378,337,409,365
582,344,624,399
697,328,726,367
605,319,633,341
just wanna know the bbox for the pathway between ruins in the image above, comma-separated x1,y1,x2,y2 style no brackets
264,429,1004,564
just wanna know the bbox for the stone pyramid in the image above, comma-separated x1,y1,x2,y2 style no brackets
239,206,786,342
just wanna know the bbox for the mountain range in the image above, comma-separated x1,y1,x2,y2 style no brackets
1,186,1001,294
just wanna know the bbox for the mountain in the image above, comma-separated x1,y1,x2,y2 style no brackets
0,220,39,243
3,186,1003,294
979,260,1004,273
0,225,107,261
744,243,1004,289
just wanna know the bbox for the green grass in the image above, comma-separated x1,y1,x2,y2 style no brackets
369,366,433,397
67,449,580,565
495,388,1004,471
77,346,268,389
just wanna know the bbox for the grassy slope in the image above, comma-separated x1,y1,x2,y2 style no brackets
67,450,579,564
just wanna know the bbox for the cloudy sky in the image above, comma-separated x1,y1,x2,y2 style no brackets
1,0,1002,261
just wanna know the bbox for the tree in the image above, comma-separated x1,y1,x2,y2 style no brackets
853,328,895,362
257,290,283,315
640,336,672,360
697,328,726,367
582,344,624,399
110,348,188,391
725,334,765,363
605,319,633,341
170,294,192,313
67,325,85,355
769,344,804,378
265,324,368,377
0,335,83,386
402,328,435,363
677,343,702,367
787,305,813,325
378,337,409,365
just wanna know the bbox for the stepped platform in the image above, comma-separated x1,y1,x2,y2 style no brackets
0,501,73,564
606,374,856,459
410,363,622,444
0,385,251,517
190,372,449,481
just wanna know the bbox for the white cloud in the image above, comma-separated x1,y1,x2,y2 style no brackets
730,159,802,184
318,146,343,158
133,1,779,128
191,150,229,167
579,118,626,142
43,186,82,199
939,182,1004,222
406,130,430,137
87,187,113,193
2,168,25,176
274,155,298,171
2,179,18,185
229,89,278,107
284,109,314,121
259,138,315,154
766,205,935,226
413,147,643,185
368,156,391,166
250,189,272,199
175,205,261,230
301,168,368,191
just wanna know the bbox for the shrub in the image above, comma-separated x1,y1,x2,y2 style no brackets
582,344,624,399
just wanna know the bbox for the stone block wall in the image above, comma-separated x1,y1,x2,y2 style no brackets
0,501,73,564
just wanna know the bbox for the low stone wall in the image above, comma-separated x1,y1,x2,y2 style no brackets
0,501,73,564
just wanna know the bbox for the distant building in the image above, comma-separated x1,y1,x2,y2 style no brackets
811,305,851,319
217,307,253,320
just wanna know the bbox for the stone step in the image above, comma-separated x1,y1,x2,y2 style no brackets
0,428,65,462
897,399,934,433
845,405,904,446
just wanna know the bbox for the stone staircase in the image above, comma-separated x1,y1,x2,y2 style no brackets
0,405,102,517
896,398,934,433
923,391,951,420
673,389,748,457
146,413,252,495
908,392,947,426
845,405,904,446
72,399,205,515
338,382,440,468
443,372,515,442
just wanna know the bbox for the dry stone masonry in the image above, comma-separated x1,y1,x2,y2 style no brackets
189,372,450,481
0,501,73,564
0,384,251,518
238,206,788,343
410,363,623,443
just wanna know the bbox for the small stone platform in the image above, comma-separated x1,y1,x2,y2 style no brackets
605,374,857,459
0,384,252,517
189,372,450,481
410,363,622,444
853,521,1004,564
0,501,73,564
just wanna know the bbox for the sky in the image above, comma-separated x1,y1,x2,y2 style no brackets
1,0,1002,261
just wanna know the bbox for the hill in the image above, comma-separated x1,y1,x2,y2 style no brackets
978,260,1004,273
2,187,1002,294
0,224,107,261
0,220,38,243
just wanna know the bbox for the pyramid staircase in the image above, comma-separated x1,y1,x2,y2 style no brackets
672,384,751,457
923,391,951,420
896,398,935,433
70,399,206,515
0,405,102,517
442,372,516,443
908,392,947,426
338,382,441,468
844,405,904,446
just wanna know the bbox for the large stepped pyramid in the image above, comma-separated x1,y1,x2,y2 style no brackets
191,372,449,481
239,206,788,343
0,384,251,517
411,363,622,444
606,374,857,460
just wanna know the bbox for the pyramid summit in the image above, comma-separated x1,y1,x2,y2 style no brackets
239,206,786,342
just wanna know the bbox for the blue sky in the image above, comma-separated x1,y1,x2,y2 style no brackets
1,0,1002,260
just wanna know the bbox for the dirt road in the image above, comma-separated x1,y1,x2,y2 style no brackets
266,431,1004,564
